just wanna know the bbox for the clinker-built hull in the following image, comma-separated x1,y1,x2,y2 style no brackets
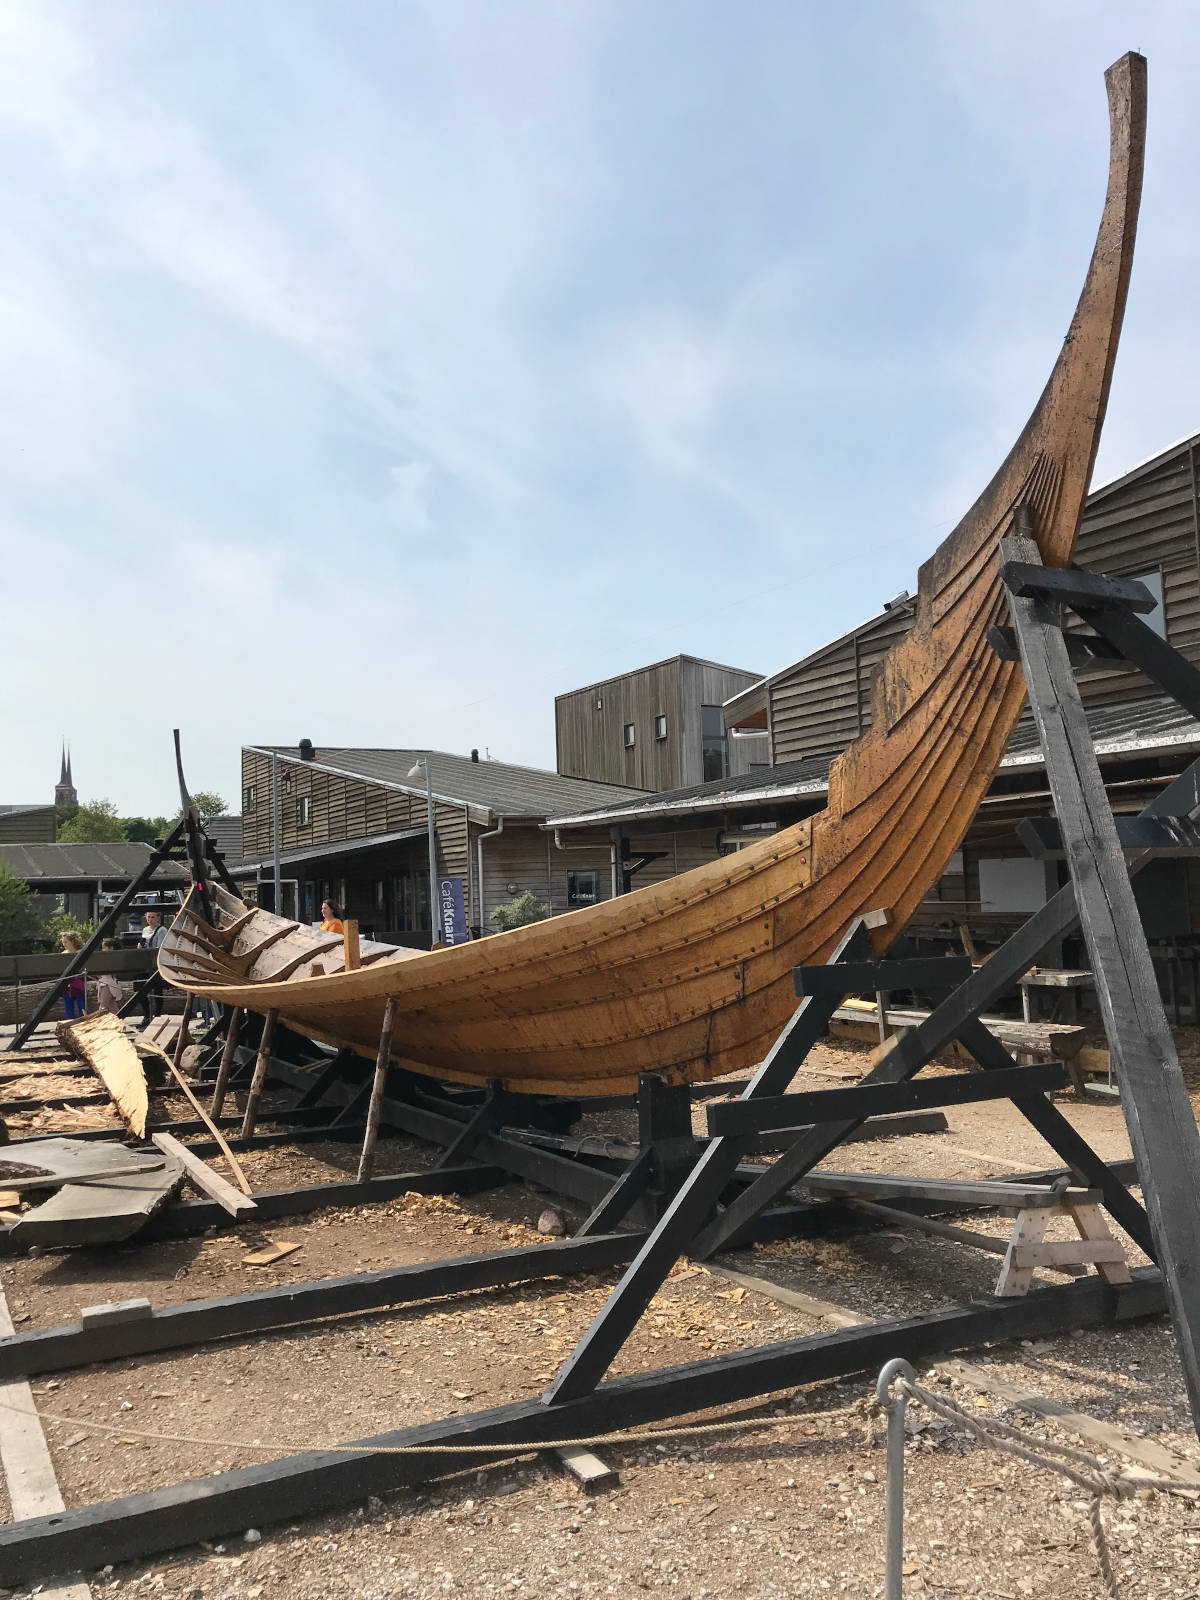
162,55,1146,1098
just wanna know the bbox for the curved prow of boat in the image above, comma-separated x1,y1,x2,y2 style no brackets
161,54,1146,1098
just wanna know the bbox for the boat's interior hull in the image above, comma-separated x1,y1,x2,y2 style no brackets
160,56,1146,1099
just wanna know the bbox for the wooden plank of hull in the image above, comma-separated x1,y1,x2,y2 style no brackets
159,55,1146,1099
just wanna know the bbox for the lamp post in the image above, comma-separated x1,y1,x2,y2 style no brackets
408,757,439,949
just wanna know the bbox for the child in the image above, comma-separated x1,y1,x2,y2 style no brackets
60,933,86,1020
95,939,124,1015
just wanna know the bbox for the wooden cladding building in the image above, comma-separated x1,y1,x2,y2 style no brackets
725,432,1200,762
0,805,56,844
240,744,649,942
556,654,770,793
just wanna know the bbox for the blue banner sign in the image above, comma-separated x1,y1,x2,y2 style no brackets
438,876,468,946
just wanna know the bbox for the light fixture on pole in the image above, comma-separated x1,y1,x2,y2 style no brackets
407,756,439,949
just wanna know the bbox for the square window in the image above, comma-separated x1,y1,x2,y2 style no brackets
567,869,599,908
623,723,635,749
296,796,312,827
655,714,668,740
1125,568,1166,638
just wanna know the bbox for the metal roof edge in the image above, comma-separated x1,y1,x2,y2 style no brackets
1086,428,1200,505
544,776,830,829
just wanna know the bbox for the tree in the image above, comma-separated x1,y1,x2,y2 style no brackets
489,890,550,933
0,863,47,955
57,799,124,843
121,814,172,844
189,791,228,821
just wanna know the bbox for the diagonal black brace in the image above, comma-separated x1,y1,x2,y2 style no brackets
11,818,188,1050
1003,523,1200,1434
955,1018,1153,1256
542,917,877,1406
294,1052,357,1110
433,1083,512,1171
1068,592,1200,719
575,1149,656,1237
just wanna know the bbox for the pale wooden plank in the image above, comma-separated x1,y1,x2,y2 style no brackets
0,1288,93,1599
151,1132,257,1217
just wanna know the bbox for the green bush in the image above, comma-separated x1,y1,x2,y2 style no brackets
44,909,95,949
0,863,46,954
489,890,550,932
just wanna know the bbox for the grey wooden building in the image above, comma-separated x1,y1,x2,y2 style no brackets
239,744,645,942
555,654,770,793
0,806,56,845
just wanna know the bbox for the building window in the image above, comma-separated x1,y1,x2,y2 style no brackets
623,723,636,749
655,714,668,740
701,705,728,782
243,784,256,811
296,796,312,827
1126,568,1166,638
281,771,292,794
567,869,599,908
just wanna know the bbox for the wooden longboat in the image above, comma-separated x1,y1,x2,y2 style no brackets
162,55,1146,1099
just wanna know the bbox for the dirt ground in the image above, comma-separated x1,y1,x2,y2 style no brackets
1,1034,1199,1599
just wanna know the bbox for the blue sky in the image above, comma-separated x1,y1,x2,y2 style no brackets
2,2,1199,814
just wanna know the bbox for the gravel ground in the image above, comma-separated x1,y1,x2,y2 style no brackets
0,1034,1198,1598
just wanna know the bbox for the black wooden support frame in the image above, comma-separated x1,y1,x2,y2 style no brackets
0,1267,1164,1585
1000,520,1200,1429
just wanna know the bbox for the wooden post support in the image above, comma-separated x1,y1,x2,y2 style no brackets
357,997,397,1182
209,1007,242,1119
875,989,890,1045
171,995,194,1072
343,921,361,972
239,1010,278,1142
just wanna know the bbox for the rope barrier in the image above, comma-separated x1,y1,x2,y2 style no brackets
881,1373,1199,1600
0,1390,868,1459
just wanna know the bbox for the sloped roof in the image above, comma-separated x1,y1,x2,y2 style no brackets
556,652,762,702
546,753,833,827
248,746,645,820
1086,427,1200,506
202,814,246,869
0,804,52,816
0,842,190,883
548,693,1200,827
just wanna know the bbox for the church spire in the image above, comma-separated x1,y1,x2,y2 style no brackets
55,743,78,808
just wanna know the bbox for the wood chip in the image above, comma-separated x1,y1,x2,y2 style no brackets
242,1240,302,1267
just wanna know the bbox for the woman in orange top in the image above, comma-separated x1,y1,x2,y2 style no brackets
320,899,344,935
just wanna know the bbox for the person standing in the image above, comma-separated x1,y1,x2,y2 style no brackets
139,910,168,1028
60,933,86,1020
95,938,124,1015
320,899,344,935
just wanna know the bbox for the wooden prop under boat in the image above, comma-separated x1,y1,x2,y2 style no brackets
163,55,1146,1099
